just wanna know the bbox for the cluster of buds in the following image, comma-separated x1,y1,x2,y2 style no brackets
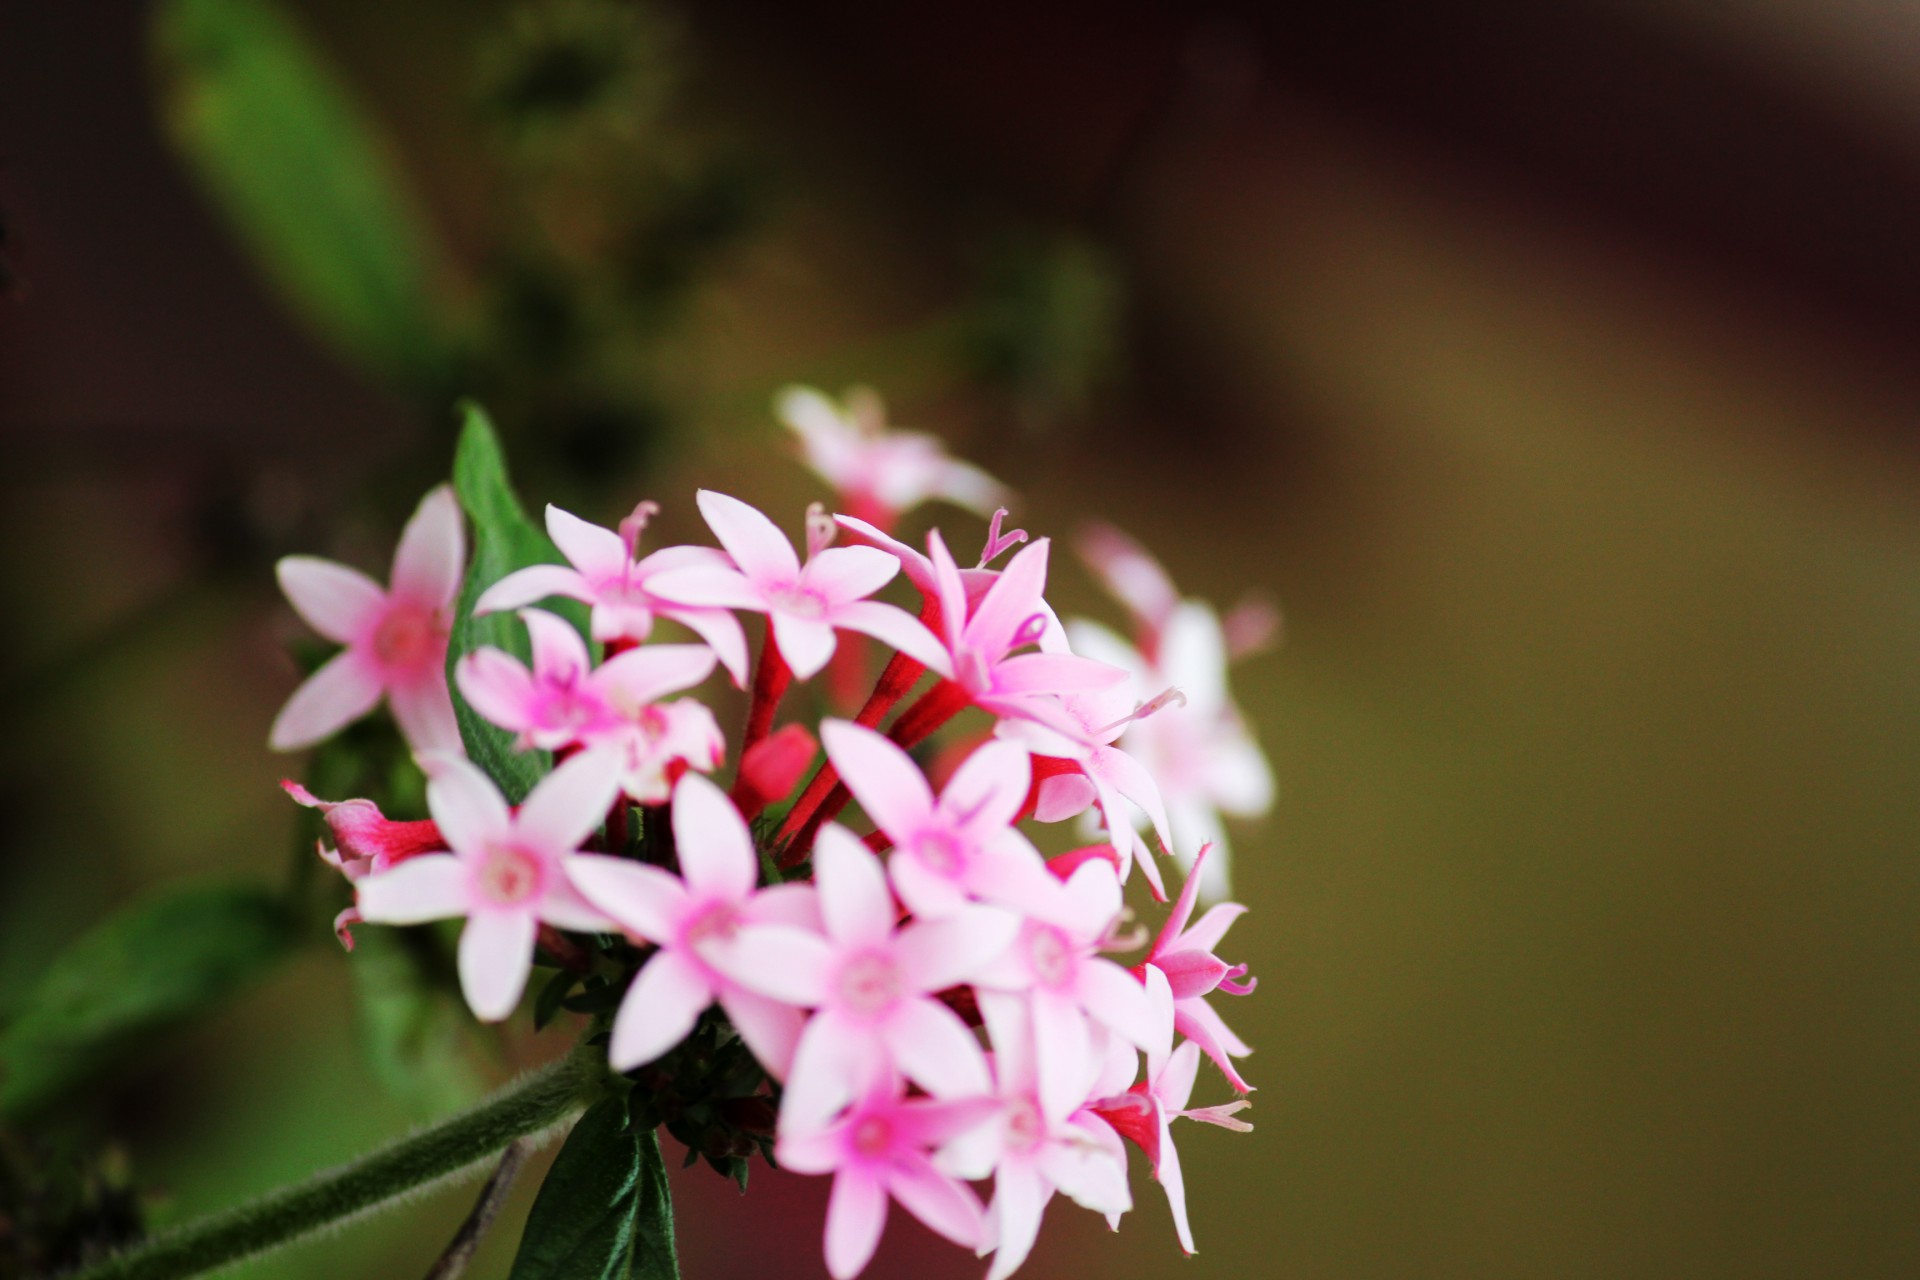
273,387,1271,1278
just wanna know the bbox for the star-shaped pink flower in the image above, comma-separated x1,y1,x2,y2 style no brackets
475,501,749,684
647,490,951,681
270,485,465,754
1137,843,1256,1093
565,772,819,1079
352,749,621,1021
779,384,1010,527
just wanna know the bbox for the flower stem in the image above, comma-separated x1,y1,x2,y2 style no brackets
65,1057,593,1280
742,637,792,754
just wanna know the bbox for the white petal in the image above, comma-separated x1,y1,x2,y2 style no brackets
565,855,687,942
820,719,935,846
804,545,898,604
388,674,462,756
812,823,897,947
515,749,621,855
696,490,800,584
423,754,513,856
824,1167,888,1280
830,601,952,677
770,612,837,681
669,772,757,902
609,948,713,1069
269,649,384,751
887,999,990,1098
458,910,537,1021
276,557,385,644
355,855,467,924
544,504,629,579
474,563,592,615
390,485,466,607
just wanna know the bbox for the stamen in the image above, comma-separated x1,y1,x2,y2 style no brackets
1219,963,1258,996
618,501,660,561
978,508,1029,567
805,502,838,560
1095,686,1187,737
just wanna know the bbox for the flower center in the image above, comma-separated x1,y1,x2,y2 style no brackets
836,950,903,1018
475,844,543,906
914,829,965,875
1028,925,1075,989
682,901,740,951
849,1114,893,1158
1004,1097,1045,1155
372,604,442,671
770,583,829,620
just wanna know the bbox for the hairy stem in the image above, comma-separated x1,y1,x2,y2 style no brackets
66,1057,592,1280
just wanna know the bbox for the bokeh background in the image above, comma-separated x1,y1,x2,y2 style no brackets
5,1,1920,1277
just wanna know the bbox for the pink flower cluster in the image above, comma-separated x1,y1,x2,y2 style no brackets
272,387,1263,1278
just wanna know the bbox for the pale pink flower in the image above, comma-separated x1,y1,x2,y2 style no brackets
1136,844,1256,1094
819,720,1056,920
921,530,1126,725
776,1069,992,1280
270,485,465,753
972,860,1163,1121
1089,967,1252,1255
1000,634,1178,899
778,384,1009,526
646,491,952,682
714,823,1015,1130
937,991,1134,1280
1068,604,1272,901
474,502,750,684
353,750,622,1021
565,772,819,1079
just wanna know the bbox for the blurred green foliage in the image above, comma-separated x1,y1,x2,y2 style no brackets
505,1099,677,1280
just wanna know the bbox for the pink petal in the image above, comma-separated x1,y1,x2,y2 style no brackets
669,772,757,902
1151,841,1211,955
783,1012,875,1134
887,998,990,1099
717,987,805,1081
422,754,513,856
1038,1116,1132,1214
696,490,800,584
886,1157,983,1250
458,909,537,1022
1153,949,1231,1002
770,611,837,680
609,948,714,1069
741,881,823,930
659,605,749,686
387,674,462,756
355,854,467,924
984,1162,1050,1280
594,643,717,707
820,720,935,846
268,649,384,751
992,652,1127,696
824,1167,889,1280
565,855,688,942
834,514,934,595
390,485,466,606
1180,902,1247,957
276,556,386,644
976,991,1036,1092
644,564,764,611
896,907,1018,993
804,544,899,604
888,856,972,921
1088,745,1172,852
1138,963,1177,1076
1159,1041,1201,1115
812,823,897,947
1078,959,1160,1053
830,600,953,677
515,749,622,856
1031,988,1092,1123
544,504,629,580
1174,1001,1253,1094
453,649,538,735
474,563,592,616
941,740,1031,836
924,529,969,648
522,608,592,680
965,538,1050,658
704,924,833,1006
538,868,617,933
774,1126,844,1175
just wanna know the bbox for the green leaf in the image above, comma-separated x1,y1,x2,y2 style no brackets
508,1099,678,1280
447,402,590,801
152,0,457,390
0,881,296,1118
349,929,486,1120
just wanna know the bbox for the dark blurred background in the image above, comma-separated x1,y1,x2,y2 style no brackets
5,1,1920,1277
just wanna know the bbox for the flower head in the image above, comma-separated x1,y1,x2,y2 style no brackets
270,485,465,754
353,749,622,1020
